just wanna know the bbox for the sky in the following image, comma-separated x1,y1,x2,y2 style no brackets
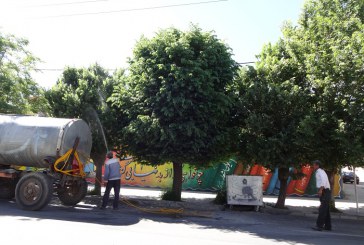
0,0,305,89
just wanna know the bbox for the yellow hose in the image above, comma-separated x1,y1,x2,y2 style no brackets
54,149,86,178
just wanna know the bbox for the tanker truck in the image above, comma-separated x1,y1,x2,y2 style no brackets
0,114,92,211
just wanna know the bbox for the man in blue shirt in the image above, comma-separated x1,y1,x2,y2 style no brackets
100,151,122,210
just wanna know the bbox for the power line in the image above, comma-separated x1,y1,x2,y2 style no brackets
237,61,255,65
37,68,116,71
36,69,64,71
41,0,228,18
36,61,255,71
26,0,109,8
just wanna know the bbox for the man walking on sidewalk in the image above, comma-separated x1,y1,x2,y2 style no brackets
100,151,121,210
312,160,332,231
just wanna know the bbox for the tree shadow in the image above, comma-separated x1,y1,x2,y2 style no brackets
1,196,364,245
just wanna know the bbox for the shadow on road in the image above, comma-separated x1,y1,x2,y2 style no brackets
0,198,140,226
1,195,364,245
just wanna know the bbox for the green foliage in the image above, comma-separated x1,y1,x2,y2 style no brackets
235,39,311,170
231,0,364,209
236,0,364,171
0,32,47,114
111,25,239,166
294,0,364,168
46,64,121,152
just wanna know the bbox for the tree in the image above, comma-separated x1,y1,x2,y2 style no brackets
0,32,48,114
294,0,364,172
292,0,364,210
236,0,364,208
104,68,130,152
111,25,239,201
235,39,311,208
46,64,120,195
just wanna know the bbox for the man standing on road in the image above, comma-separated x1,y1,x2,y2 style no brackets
312,160,332,231
100,151,121,210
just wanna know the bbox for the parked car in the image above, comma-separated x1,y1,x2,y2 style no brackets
342,172,360,184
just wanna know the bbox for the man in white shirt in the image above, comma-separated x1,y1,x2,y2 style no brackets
312,160,332,231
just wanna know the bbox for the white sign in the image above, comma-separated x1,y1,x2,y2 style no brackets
226,175,263,206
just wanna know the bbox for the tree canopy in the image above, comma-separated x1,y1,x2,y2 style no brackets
111,25,239,200
294,0,364,168
234,0,364,207
236,40,310,170
237,0,364,171
0,32,47,114
234,38,311,208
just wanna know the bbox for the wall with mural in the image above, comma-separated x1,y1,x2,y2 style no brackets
97,158,342,198
239,164,342,198
112,157,236,191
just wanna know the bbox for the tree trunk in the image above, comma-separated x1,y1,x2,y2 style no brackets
326,169,337,211
90,152,106,196
172,161,183,201
275,167,289,209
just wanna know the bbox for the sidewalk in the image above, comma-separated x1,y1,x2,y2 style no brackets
263,196,364,220
90,186,364,220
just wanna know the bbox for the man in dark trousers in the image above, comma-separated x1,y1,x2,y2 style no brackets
312,160,332,231
100,151,121,210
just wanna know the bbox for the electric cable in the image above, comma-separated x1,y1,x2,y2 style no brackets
41,0,228,18
25,0,109,8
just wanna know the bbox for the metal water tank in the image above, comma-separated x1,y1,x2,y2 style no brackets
0,114,92,168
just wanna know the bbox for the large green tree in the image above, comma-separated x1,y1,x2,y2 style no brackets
236,0,364,208
235,39,311,208
111,25,239,200
0,32,48,114
46,64,121,194
294,0,364,171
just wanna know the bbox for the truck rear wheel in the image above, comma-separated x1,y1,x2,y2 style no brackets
15,172,52,211
58,179,88,206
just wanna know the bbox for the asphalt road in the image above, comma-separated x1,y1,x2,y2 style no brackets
1,196,364,245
